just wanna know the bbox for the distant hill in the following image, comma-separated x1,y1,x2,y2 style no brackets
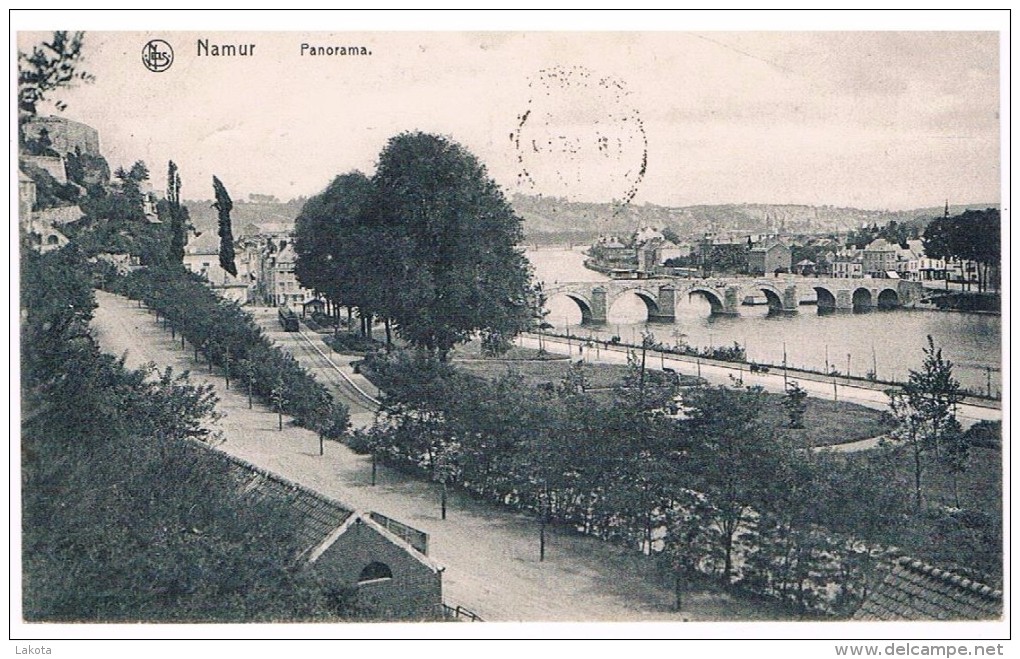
510,194,999,244
182,194,998,247
182,198,307,233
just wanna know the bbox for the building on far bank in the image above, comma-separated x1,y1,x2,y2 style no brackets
261,239,317,308
746,240,792,276
862,238,899,278
636,238,690,272
183,232,252,303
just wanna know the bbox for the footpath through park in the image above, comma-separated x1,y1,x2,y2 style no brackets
91,291,790,623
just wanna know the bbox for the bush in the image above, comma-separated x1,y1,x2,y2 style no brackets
324,331,386,355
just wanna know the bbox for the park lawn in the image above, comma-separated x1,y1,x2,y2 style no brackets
454,358,691,390
450,338,568,362
763,397,893,448
457,358,891,449
850,445,1001,514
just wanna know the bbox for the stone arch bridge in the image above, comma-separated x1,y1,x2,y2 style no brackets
541,277,925,324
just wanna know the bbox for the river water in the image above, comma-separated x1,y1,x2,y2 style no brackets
526,247,1002,396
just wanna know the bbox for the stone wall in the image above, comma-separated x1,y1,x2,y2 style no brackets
23,116,101,156
21,155,67,184
312,518,443,620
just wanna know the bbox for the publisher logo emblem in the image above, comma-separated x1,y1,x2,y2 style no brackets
142,39,174,72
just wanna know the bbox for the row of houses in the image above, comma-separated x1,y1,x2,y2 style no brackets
828,238,948,280
592,227,962,283
183,220,317,308
593,229,795,277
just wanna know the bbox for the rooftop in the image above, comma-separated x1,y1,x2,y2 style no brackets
853,556,1002,621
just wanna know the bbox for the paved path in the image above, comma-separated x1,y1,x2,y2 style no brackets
523,334,1001,430
91,291,790,623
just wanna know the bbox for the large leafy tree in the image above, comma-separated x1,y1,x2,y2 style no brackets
293,172,375,322
368,132,534,360
677,384,781,582
923,209,1000,291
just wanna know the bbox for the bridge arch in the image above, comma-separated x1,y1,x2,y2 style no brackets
548,292,595,325
688,287,725,314
877,288,900,309
852,287,873,311
748,283,786,313
814,286,837,312
609,288,662,322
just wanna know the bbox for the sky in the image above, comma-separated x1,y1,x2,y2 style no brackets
15,20,1004,211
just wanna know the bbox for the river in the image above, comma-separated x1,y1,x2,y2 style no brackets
525,247,1002,396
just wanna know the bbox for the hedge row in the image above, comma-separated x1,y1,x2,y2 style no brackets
113,266,347,432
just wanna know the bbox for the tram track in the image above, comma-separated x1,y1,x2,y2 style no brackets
254,310,380,416
292,327,381,415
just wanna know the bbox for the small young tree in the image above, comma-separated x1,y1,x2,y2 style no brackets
888,336,965,511
783,381,808,429
237,358,256,409
888,389,927,512
904,336,964,459
433,442,460,521
940,416,968,508
270,379,288,431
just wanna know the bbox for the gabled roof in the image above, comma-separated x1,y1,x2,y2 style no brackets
196,444,442,573
749,240,789,253
208,447,354,556
852,556,1002,621
864,238,898,252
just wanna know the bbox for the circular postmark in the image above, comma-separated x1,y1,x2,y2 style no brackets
142,39,174,73
512,65,648,213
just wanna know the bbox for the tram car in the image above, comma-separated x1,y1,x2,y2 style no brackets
278,305,300,332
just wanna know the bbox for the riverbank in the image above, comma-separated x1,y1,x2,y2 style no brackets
538,330,1002,410
918,289,1001,314
519,333,1001,429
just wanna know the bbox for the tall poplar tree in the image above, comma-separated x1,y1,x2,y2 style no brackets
167,161,186,264
212,176,237,277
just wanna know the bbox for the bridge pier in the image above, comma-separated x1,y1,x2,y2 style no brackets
719,285,741,315
781,284,799,313
835,289,854,312
647,284,677,323
588,286,608,324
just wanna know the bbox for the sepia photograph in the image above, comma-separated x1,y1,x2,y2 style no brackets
11,9,1008,649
